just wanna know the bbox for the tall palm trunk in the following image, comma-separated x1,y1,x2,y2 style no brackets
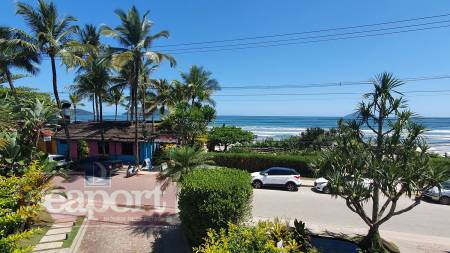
99,95,106,156
115,102,118,121
133,59,140,166
50,55,71,159
4,69,18,100
92,99,96,120
95,95,100,121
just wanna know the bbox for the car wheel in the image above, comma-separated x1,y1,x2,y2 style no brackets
439,196,450,205
323,186,331,194
252,180,262,189
286,182,298,192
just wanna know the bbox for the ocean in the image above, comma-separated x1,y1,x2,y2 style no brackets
76,114,450,155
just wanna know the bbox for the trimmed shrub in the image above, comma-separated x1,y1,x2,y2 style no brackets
211,152,318,177
179,167,252,246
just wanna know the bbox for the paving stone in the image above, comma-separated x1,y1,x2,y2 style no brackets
40,234,67,243
33,241,63,251
33,248,69,253
46,227,72,235
51,222,73,228
53,217,77,223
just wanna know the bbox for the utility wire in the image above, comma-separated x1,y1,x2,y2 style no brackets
214,89,450,97
168,24,450,54
162,19,450,52
152,13,450,48
38,16,450,58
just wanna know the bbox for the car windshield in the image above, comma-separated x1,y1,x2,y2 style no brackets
51,156,65,161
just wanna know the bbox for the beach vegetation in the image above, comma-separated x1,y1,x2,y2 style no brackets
207,125,254,151
162,102,216,146
318,72,449,252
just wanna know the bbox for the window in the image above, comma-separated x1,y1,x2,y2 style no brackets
97,142,109,154
268,168,293,176
122,142,133,156
268,169,283,176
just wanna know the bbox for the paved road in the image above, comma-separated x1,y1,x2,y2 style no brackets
252,187,450,253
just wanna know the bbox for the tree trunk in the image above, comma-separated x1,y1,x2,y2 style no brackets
115,103,118,121
99,95,105,156
92,99,96,121
74,104,77,122
5,69,18,101
95,95,100,122
50,55,71,159
133,60,140,166
360,226,385,252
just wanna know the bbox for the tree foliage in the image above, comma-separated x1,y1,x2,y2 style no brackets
318,72,449,252
162,102,216,146
207,125,254,151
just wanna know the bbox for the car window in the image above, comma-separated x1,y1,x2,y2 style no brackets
52,156,65,161
442,181,450,190
268,169,281,175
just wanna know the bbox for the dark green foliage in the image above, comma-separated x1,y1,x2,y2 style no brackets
207,125,254,151
178,167,252,246
162,102,216,145
241,128,336,152
211,152,318,177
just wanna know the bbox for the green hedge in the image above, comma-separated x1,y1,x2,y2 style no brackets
179,167,252,246
211,152,318,178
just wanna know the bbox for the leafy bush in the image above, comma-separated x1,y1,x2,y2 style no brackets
211,152,318,177
0,162,49,252
207,125,254,151
179,167,253,246
194,219,317,253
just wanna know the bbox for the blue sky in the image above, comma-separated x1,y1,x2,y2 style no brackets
2,0,450,117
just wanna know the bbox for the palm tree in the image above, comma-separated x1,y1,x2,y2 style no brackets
16,0,85,148
107,88,124,121
157,146,212,183
0,26,40,100
73,58,112,154
69,93,84,122
180,65,220,106
101,6,176,165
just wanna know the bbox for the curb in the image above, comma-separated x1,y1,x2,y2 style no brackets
69,217,87,253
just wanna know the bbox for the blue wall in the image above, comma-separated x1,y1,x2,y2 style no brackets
56,140,68,156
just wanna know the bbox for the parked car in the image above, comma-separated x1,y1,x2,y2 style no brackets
251,167,301,191
314,176,373,194
423,180,450,205
47,154,70,168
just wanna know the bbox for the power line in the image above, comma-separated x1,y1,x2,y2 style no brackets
219,75,450,90
152,13,450,48
37,14,450,58
167,24,450,54
214,89,450,97
162,19,450,53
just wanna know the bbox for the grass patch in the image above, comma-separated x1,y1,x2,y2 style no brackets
18,209,54,248
62,216,84,248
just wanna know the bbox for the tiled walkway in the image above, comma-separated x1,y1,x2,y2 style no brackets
42,172,188,252
33,216,78,252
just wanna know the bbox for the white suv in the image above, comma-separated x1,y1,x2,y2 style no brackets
251,167,301,191
423,180,450,205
